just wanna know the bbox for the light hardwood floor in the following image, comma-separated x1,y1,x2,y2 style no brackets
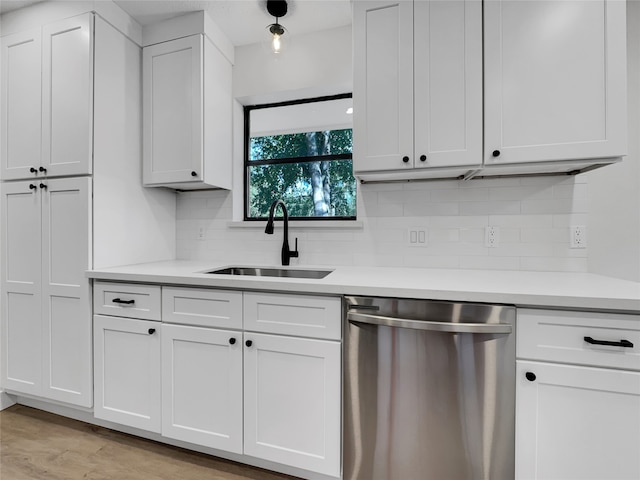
0,405,298,480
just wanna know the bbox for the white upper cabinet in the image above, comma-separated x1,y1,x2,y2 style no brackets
483,0,627,167
353,0,483,179
354,0,627,181
1,29,42,180
1,14,93,181
143,34,232,190
41,14,93,178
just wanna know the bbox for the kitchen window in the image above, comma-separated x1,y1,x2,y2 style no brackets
244,94,356,221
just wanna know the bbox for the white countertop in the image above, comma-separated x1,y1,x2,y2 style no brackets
87,260,640,313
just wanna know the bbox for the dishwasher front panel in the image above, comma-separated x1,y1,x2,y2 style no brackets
343,296,516,480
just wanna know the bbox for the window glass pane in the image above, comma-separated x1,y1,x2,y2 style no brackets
248,159,356,219
246,95,356,220
250,97,352,137
250,129,352,161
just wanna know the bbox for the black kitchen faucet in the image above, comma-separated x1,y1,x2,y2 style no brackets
265,199,299,266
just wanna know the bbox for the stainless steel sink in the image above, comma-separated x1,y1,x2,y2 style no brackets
206,266,334,279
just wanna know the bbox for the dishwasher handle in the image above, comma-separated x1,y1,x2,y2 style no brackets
347,311,512,334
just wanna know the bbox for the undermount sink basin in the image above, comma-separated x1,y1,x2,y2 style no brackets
206,266,334,279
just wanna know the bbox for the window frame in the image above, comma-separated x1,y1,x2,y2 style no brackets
243,93,356,222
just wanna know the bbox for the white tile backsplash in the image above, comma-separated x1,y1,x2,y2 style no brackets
176,176,591,272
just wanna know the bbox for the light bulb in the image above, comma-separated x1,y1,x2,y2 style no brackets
272,32,282,53
267,22,286,55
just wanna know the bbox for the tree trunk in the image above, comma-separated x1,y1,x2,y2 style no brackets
306,132,330,216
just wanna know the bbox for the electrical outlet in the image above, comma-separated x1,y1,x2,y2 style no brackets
484,226,499,248
197,223,206,241
408,228,428,247
570,225,587,248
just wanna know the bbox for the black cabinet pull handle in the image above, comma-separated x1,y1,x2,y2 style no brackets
229,338,236,345
191,171,197,177
39,166,47,173
39,183,47,189
148,328,155,335
525,372,536,382
402,156,410,163
29,184,37,190
420,155,427,162
30,167,38,173
492,150,501,157
112,298,135,305
245,340,253,347
584,336,634,348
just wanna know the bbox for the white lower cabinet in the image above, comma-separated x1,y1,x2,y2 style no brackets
93,284,342,478
516,361,640,480
93,314,162,433
243,332,341,477
161,323,243,453
516,309,640,480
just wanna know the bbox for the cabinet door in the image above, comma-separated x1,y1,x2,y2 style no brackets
484,0,627,164
413,0,482,169
516,361,640,480
243,333,341,477
0,181,42,395
94,315,161,432
162,324,243,453
143,35,203,185
41,178,92,407
1,29,42,181
353,0,414,173
42,13,94,177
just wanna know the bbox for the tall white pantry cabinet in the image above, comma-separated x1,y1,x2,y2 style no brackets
0,9,175,408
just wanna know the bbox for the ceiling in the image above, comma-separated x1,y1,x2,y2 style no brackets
0,1,353,47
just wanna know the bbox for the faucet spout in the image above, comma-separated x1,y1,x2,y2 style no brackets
265,199,299,266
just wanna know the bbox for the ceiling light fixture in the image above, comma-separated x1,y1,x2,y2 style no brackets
266,0,288,54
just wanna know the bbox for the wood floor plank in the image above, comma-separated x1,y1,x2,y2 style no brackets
0,405,299,480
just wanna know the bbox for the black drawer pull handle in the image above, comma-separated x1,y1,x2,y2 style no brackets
112,298,135,305
29,184,37,190
229,338,236,345
30,167,38,173
525,372,536,382
148,328,156,335
402,156,410,163
584,336,634,348
39,183,47,190
245,340,253,347
39,166,47,173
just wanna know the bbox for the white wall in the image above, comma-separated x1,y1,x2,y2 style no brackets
587,1,640,282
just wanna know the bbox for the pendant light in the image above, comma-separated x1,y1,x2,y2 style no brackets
266,0,288,54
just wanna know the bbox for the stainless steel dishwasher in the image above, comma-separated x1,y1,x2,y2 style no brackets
343,296,516,480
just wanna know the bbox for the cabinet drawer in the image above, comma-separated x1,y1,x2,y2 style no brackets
93,281,161,321
162,287,242,329
244,293,342,340
517,309,640,371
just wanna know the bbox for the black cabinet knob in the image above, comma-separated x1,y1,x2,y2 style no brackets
191,171,197,177
492,150,501,158
420,155,427,162
30,167,38,173
229,338,236,345
525,372,536,382
39,183,47,190
39,166,47,173
402,156,410,163
29,184,37,190
245,340,253,347
148,328,156,335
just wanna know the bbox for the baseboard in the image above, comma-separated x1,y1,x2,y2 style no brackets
0,390,16,410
